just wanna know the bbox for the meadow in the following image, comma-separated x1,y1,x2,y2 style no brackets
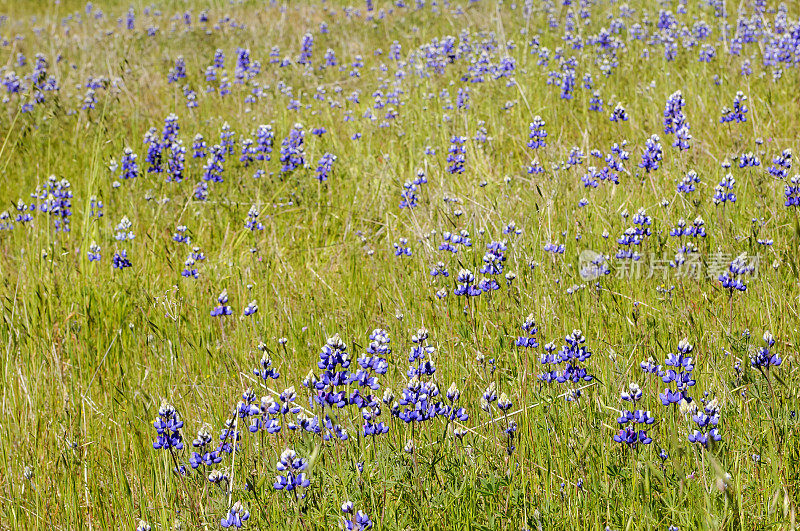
1,0,799,528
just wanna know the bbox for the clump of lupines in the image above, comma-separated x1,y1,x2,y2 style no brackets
211,289,233,317
639,135,663,173
280,123,305,173
655,339,696,406
613,383,654,448
720,91,748,123
447,136,467,174
152,401,184,450
315,153,336,181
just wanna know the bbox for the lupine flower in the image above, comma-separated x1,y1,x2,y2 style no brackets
663,91,687,135
677,170,701,193
639,135,663,173
220,501,250,529
720,91,748,123
166,141,186,182
254,345,280,381
183,85,197,108
393,238,412,256
192,134,207,159
539,330,594,400
447,136,467,174
202,145,225,183
255,125,274,161
273,449,310,491
613,384,653,448
718,254,753,292
687,397,722,448
167,56,186,83
342,503,373,531
610,102,628,122
152,401,184,450
298,33,314,65
768,149,791,179
244,206,264,231
516,314,539,348
120,148,139,179
738,152,760,168
112,250,132,269
658,339,696,405
280,123,305,173
785,175,800,207
454,268,481,297
189,424,220,468
243,300,258,317
211,290,233,317
315,153,336,181
173,226,190,244
143,128,163,173
750,331,781,370
528,116,547,149
589,90,603,112
712,174,736,204
30,175,73,232
88,242,101,262
220,123,236,155
114,216,135,241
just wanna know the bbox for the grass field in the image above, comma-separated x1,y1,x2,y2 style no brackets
1,0,800,529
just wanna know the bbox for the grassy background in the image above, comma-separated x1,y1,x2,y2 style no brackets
1,0,799,528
